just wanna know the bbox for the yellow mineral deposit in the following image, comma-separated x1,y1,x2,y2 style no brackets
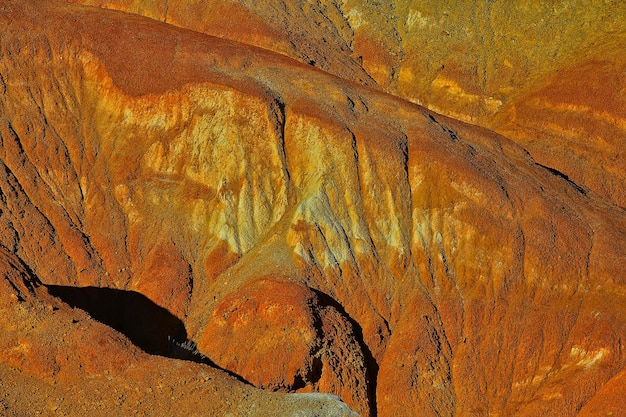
0,0,625,416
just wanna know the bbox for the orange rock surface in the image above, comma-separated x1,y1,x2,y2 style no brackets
0,245,359,416
67,0,626,208
200,278,373,416
1,0,625,416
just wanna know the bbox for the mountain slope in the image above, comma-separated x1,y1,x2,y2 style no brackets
1,1,626,416
67,0,626,208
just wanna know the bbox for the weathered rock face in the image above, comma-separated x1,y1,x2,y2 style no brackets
1,1,626,416
490,43,626,208
71,0,625,114
66,0,375,87
0,244,360,417
199,279,373,416
67,0,626,208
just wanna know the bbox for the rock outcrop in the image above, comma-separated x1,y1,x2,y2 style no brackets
0,243,359,416
490,41,626,208
67,0,626,208
1,1,625,416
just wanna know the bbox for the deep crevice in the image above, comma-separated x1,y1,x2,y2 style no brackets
312,288,380,417
537,162,586,194
292,356,324,391
47,284,187,355
45,284,250,384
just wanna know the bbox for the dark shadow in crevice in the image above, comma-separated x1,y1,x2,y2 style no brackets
292,356,324,391
537,162,587,194
46,285,187,355
45,285,250,384
312,288,381,417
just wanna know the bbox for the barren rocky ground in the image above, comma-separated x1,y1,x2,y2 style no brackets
1,1,625,416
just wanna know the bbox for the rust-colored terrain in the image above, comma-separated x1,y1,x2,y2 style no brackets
1,1,625,416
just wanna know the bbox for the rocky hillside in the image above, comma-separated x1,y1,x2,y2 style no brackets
68,0,626,208
1,0,625,416
0,245,359,417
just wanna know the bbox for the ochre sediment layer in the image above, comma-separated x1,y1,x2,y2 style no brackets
69,0,626,208
1,1,625,416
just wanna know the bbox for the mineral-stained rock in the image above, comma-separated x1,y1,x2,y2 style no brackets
66,0,375,87
68,0,626,224
490,43,626,208
0,245,360,416
1,0,626,416
129,238,193,320
199,278,373,416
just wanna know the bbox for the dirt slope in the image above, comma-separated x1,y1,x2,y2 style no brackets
66,0,626,207
1,1,626,416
